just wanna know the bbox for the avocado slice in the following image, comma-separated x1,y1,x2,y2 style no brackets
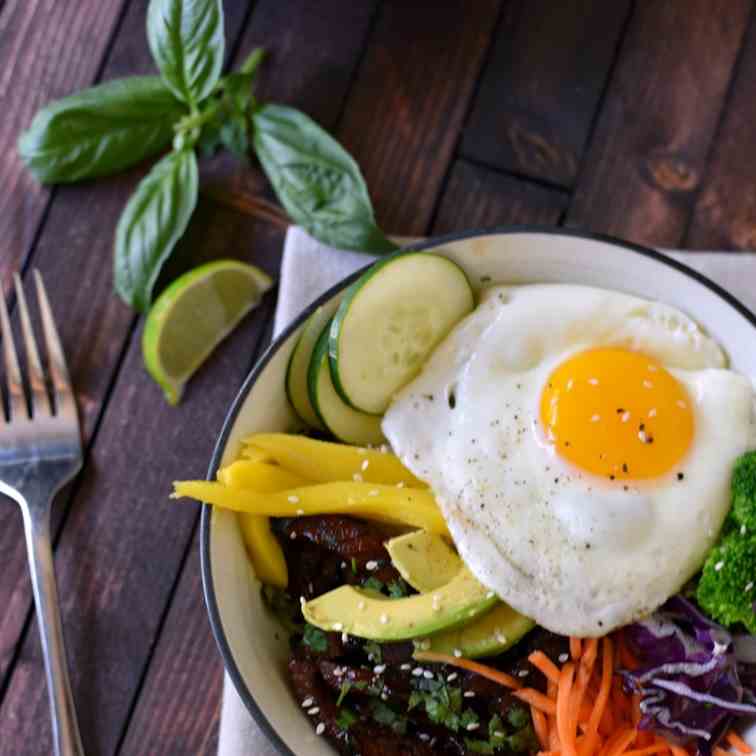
302,565,498,641
385,530,460,591
387,531,535,658
422,603,535,659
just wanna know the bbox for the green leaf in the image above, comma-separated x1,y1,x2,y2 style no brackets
336,708,357,730
18,76,185,184
362,577,384,594
114,149,198,311
252,104,397,253
336,681,352,707
302,623,328,653
147,0,225,105
363,640,382,663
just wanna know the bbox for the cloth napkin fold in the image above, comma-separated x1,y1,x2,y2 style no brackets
218,226,756,756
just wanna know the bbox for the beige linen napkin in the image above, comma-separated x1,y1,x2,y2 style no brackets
218,226,756,756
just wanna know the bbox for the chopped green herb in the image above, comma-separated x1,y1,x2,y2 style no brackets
302,623,327,653
370,701,407,734
351,557,357,574
363,640,382,663
507,704,529,730
336,681,352,707
408,691,424,711
387,578,409,598
336,707,358,730
362,576,384,593
465,739,495,754
460,708,480,729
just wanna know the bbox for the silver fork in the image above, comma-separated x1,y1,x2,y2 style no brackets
0,271,85,756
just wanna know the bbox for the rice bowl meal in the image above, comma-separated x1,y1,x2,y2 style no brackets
174,241,756,756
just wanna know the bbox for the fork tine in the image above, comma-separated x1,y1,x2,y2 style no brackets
14,273,52,416
33,270,75,416
0,284,27,421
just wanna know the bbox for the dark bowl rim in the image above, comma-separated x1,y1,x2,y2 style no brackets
200,224,756,756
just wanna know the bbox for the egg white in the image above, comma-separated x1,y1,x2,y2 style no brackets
382,285,756,636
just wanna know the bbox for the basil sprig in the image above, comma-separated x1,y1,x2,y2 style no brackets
18,0,396,313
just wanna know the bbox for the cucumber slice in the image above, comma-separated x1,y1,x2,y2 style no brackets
329,252,474,414
285,303,338,429
308,319,385,445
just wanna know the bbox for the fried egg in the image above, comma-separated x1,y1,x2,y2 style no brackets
382,285,756,636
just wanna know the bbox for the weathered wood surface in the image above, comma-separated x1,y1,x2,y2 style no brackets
2,0,756,753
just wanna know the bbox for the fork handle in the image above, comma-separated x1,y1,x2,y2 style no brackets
22,507,85,756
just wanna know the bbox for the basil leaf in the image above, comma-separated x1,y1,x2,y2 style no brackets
252,104,396,253
147,0,225,105
114,149,198,311
18,76,185,184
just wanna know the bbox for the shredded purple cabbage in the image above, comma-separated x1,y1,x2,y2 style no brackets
622,596,756,755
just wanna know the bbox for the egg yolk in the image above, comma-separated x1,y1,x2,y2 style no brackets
539,348,693,479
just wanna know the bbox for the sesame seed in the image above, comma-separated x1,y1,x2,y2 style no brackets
648,408,657,418
381,692,388,701
300,596,306,607
352,473,363,482
590,414,601,422
741,524,747,536
315,723,325,736
746,582,754,592
419,733,430,742
486,591,495,599
494,731,505,738
638,430,648,443
447,673,458,682
463,690,475,698
308,707,320,716
588,378,599,386
287,495,300,504
558,653,569,663
412,667,424,677
400,663,411,670
290,532,297,540
566,379,574,390
423,670,434,679
332,622,343,631
379,613,389,625
621,411,631,423
495,632,508,644
357,601,366,610
333,667,344,677
714,561,724,572
368,489,379,497
341,632,348,643
366,560,379,571
518,670,529,678
374,664,386,674
466,722,480,731
296,508,304,515
643,380,653,389
396,481,405,488
361,459,369,471
453,648,463,658
302,697,314,708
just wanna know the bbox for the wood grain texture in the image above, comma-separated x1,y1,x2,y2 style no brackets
686,12,756,250
336,0,501,235
433,159,566,234
0,0,128,292
461,0,631,188
566,0,751,246
0,1,253,752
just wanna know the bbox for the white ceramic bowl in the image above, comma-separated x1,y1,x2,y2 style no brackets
201,228,756,755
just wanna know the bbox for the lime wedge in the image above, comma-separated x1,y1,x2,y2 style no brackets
143,260,273,404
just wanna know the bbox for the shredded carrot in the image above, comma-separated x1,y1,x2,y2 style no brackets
623,744,671,756
557,662,578,756
571,637,583,661
713,748,731,756
532,705,550,750
530,650,562,685
726,732,753,755
607,730,637,756
515,687,559,716
412,651,521,689
670,747,690,756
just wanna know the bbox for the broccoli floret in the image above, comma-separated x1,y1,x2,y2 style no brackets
696,532,756,633
731,450,756,532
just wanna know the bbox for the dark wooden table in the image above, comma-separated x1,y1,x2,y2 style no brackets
1,1,755,753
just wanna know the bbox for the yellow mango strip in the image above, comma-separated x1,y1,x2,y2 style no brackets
217,460,310,491
239,445,274,462
242,433,426,487
238,515,288,589
172,481,449,536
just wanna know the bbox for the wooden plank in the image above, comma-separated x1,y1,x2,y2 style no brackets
686,12,756,250
0,1,254,753
460,0,631,188
0,0,129,291
433,159,566,234
336,0,501,235
566,0,751,246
